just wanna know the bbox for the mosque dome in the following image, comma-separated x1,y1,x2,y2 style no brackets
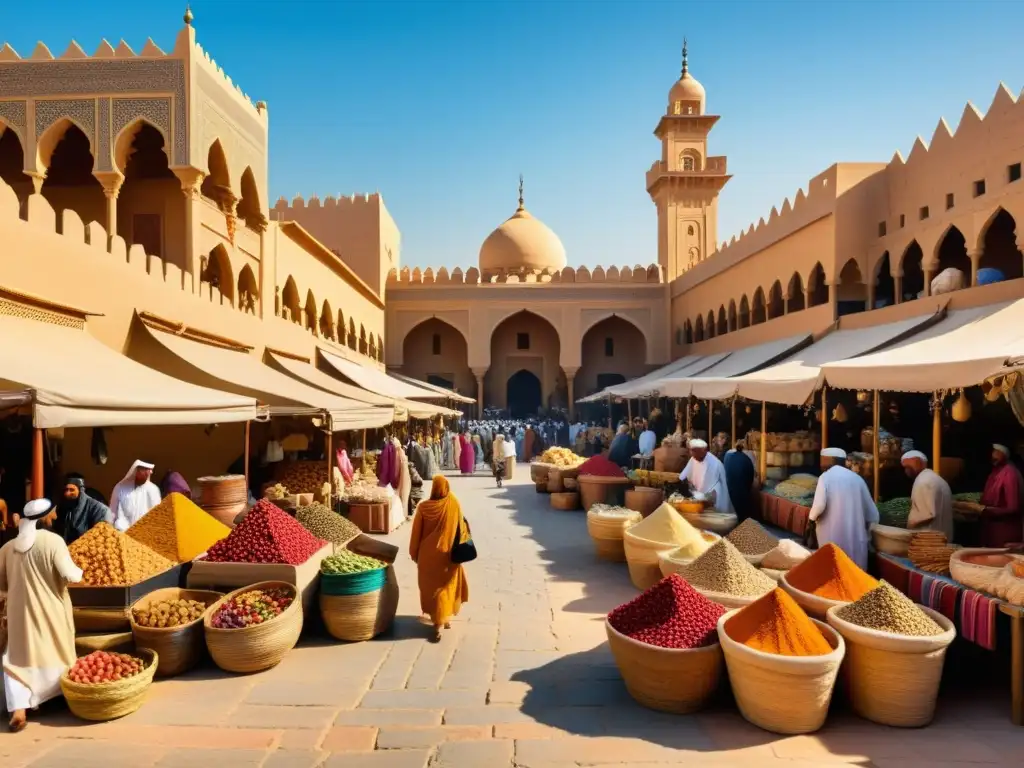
668,39,705,115
479,177,567,274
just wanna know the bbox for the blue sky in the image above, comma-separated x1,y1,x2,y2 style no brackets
4,1,1022,270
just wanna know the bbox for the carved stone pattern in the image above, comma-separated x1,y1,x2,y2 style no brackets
112,97,171,151
0,100,28,139
0,60,186,164
96,98,111,171
196,66,265,151
0,298,85,330
35,98,97,152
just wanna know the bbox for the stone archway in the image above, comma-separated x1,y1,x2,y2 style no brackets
401,317,474,396
577,315,647,402
507,369,542,418
486,310,561,413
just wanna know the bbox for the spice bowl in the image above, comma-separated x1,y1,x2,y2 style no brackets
825,605,955,727
605,619,723,714
587,509,642,562
779,573,849,620
623,530,677,590
717,610,845,735
694,585,771,610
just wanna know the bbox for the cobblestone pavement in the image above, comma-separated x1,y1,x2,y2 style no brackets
4,472,1024,767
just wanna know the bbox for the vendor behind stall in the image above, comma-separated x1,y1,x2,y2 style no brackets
56,475,112,546
979,443,1024,547
679,438,733,514
901,450,953,540
110,460,160,532
809,448,879,570
724,442,756,522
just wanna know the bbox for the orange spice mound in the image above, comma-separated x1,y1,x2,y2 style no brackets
785,542,878,601
724,587,833,657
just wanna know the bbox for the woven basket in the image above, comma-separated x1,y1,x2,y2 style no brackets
826,605,955,727
578,475,631,510
129,588,224,677
623,529,676,590
780,573,850,620
605,619,723,713
321,565,399,642
656,534,722,577
203,501,246,528
547,472,564,493
587,509,642,562
694,585,771,610
949,548,1013,594
550,492,580,511
681,511,738,535
624,488,664,518
203,581,302,673
718,611,845,735
60,648,158,721
535,482,550,494
870,524,914,557
198,475,247,507
563,477,578,491
530,462,554,483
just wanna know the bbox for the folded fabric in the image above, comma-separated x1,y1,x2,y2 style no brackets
960,589,997,651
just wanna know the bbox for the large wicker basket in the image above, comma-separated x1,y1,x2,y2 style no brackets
623,529,676,590
203,581,302,673
656,533,722,577
320,565,400,642
624,488,664,518
530,462,554,483
198,475,247,507
129,588,224,677
587,509,642,562
550,492,580,511
60,647,158,721
718,610,845,735
605,619,723,713
779,573,850,620
694,585,772,610
578,475,631,510
870,524,914,557
949,548,1015,594
825,604,955,727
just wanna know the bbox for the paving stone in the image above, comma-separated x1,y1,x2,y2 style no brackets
334,709,443,727
246,679,366,708
404,631,457,689
262,751,329,768
358,689,487,709
26,742,165,768
228,704,337,729
154,748,268,767
320,726,378,752
322,750,430,768
434,738,514,767
375,725,491,749
369,642,422,690
513,736,699,764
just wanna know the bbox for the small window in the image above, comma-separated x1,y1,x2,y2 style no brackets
877,221,887,237
974,179,986,197
687,225,695,236
604,337,614,357
431,333,441,355
919,206,929,221
899,214,905,228
683,156,695,171
946,193,955,210
1009,163,1022,183
516,332,529,350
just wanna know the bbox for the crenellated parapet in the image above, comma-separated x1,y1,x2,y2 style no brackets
386,263,663,286
272,192,384,211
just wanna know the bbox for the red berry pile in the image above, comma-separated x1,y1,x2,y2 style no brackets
205,500,326,564
578,454,626,478
210,588,294,629
67,651,146,684
608,574,725,649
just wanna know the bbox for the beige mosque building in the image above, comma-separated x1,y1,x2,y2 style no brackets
1,9,1023,494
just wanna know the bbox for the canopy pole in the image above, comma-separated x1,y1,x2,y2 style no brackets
31,428,44,499
362,429,368,472
932,391,942,473
686,397,692,433
607,395,613,430
872,389,881,502
243,421,251,494
707,400,713,442
759,402,767,484
821,384,829,449
627,399,632,423
730,399,736,446
326,429,333,501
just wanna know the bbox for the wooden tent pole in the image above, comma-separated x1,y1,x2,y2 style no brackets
759,402,768,483
873,389,881,502
821,384,829,449
325,429,333,499
932,392,942,473
31,428,44,499
707,400,713,441
362,429,368,471
243,421,251,493
730,399,736,446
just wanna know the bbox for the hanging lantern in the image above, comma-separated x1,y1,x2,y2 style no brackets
952,390,972,422
832,403,849,423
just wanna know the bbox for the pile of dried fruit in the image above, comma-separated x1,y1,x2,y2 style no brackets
276,461,328,494
204,500,326,565
296,502,362,546
835,581,944,636
537,447,585,467
577,455,626,478
126,493,231,563
321,550,387,575
608,574,725,649
69,523,175,586
679,539,776,597
726,519,779,556
210,588,294,629
67,651,147,684
132,597,207,628
264,483,289,501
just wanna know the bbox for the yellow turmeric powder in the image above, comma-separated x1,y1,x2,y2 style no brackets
125,492,231,562
724,588,833,656
785,543,878,601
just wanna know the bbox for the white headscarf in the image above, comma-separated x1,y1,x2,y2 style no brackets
111,460,159,532
15,498,52,553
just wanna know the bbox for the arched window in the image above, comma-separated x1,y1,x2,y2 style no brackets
683,156,695,171
687,225,695,236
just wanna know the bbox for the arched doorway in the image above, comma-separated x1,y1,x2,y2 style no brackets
401,317,473,396
507,369,542,418
487,310,561,413
578,315,648,402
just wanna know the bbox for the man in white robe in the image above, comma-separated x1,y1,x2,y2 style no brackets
110,460,161,532
809,448,880,570
902,450,953,540
679,439,734,514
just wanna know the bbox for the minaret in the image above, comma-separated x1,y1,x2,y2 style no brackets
647,39,731,281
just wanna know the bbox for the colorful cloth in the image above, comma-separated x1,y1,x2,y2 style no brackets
907,570,958,623
960,589,997,651
409,477,470,626
459,435,475,474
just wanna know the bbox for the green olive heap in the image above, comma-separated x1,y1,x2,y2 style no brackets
321,550,386,575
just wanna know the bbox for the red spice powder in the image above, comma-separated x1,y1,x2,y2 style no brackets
578,455,626,478
608,574,725,649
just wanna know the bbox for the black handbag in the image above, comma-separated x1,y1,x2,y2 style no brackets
451,519,477,564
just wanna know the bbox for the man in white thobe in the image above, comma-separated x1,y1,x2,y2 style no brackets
110,460,161,532
902,450,954,540
638,423,657,457
679,438,734,514
809,447,879,570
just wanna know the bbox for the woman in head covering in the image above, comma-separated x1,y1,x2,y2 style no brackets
160,471,191,500
56,475,112,546
1,499,82,731
459,432,475,474
492,434,507,488
409,476,470,642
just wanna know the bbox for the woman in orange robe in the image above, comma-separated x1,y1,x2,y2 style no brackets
409,476,470,642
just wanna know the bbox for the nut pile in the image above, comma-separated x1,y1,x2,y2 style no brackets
126,493,231,563
537,448,585,467
210,588,294,629
205,500,326,565
276,462,328,494
321,550,387,575
679,539,777,597
908,531,956,575
608,574,725,649
69,523,175,586
835,581,944,636
726,519,779,556
264,483,289,500
133,597,207,628
67,651,146,684
296,503,362,546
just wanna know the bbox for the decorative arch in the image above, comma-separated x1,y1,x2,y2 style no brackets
281,277,300,322
36,117,94,172
751,288,766,325
694,314,705,341
237,264,258,314
200,139,234,209
117,121,176,262
303,290,317,333
899,241,925,301
678,147,702,171
717,305,728,335
401,317,472,394
337,309,346,340
319,300,335,340
579,310,647,344
37,120,104,230
739,295,750,329
0,123,34,205
347,317,357,350
704,310,715,340
377,333,385,362
487,310,563,412
237,167,266,232
486,306,565,352
787,272,805,312
579,314,648,404
873,251,895,308
113,118,169,174
728,299,737,331
201,244,234,305
683,319,693,345
807,262,829,307
978,208,1023,280
836,258,867,315
368,334,377,360
359,324,368,355
934,225,970,279
767,280,785,319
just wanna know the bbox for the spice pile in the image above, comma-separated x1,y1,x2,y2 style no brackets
608,574,725,650
577,455,626,478
726,519,779,556
321,550,387,575
537,447,585,467
132,597,207,628
629,503,710,560
296,503,362,547
204,500,326,565
679,539,776,598
69,523,175,586
67,651,147,684
908,531,956,575
276,461,328,494
785,543,878,601
835,581,944,636
125,493,231,563
589,504,642,520
725,587,833,656
760,539,812,571
210,588,294,629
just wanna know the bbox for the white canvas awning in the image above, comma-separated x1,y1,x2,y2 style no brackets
0,315,257,428
685,311,942,404
575,353,730,403
821,300,1024,392
659,333,815,398
319,349,442,401
388,371,476,404
130,323,392,430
